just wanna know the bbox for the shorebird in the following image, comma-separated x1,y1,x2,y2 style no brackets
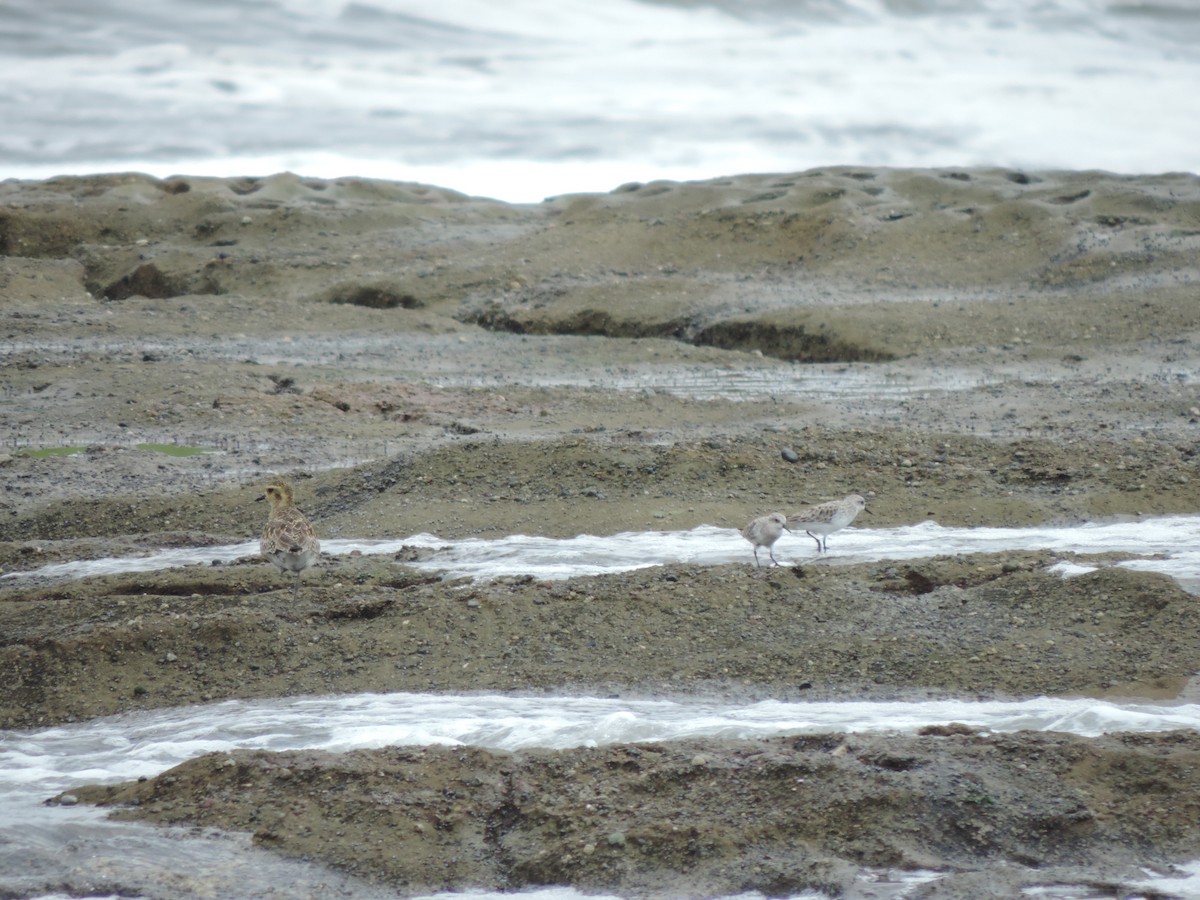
258,479,320,596
786,494,867,554
742,512,791,567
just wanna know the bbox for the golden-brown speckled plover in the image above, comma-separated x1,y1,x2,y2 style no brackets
258,479,320,595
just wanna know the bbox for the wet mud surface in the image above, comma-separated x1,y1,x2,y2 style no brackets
4,166,1200,897
67,730,1200,899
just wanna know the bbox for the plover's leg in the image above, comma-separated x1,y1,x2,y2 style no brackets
769,548,781,566
806,530,822,553
752,547,761,567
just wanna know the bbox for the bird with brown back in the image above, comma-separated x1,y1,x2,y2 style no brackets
258,479,320,596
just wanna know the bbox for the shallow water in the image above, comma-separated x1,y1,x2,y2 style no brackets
0,331,1002,466
3,332,999,400
4,508,1200,897
4,690,1200,900
5,328,1188,469
8,515,1200,594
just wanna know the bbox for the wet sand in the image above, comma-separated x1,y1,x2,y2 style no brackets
4,166,1200,897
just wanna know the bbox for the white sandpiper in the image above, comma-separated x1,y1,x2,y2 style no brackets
786,494,867,554
741,512,791,567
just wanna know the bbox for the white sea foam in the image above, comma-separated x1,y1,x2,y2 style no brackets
6,692,1200,800
2,690,1198,898
7,516,1199,593
1133,860,1200,898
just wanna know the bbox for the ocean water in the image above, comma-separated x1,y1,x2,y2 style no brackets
1,0,1197,201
